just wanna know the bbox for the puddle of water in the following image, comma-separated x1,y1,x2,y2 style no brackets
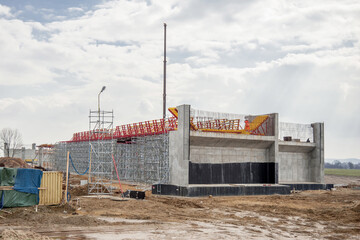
97,217,156,224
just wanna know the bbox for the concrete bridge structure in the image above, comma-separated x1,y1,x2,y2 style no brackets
153,104,330,196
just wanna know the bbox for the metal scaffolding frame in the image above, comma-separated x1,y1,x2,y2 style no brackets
114,134,169,185
88,110,114,194
53,141,90,173
37,146,55,169
53,133,169,187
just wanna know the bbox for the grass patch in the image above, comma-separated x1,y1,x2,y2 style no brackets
325,168,360,177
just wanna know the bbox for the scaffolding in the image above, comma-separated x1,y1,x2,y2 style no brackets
88,110,114,194
115,134,169,185
53,141,89,173
53,133,169,186
37,145,55,170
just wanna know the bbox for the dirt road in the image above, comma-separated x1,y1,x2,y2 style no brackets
324,174,360,185
1,185,359,239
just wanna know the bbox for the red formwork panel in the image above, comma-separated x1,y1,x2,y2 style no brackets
69,117,178,142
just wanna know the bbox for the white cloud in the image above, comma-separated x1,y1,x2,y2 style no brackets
68,7,84,13
0,5,12,17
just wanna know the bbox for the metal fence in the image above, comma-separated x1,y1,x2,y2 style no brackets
279,122,313,142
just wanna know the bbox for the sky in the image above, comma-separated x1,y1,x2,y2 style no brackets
0,0,359,159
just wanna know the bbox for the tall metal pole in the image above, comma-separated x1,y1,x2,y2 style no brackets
163,23,167,120
98,86,106,129
98,92,101,127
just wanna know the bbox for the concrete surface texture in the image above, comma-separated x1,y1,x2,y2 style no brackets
190,146,269,164
169,104,324,187
278,152,311,182
169,104,190,186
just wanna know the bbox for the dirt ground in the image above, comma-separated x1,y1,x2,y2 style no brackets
1,175,360,239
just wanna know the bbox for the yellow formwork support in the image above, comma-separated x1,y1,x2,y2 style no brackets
200,115,269,135
39,171,63,205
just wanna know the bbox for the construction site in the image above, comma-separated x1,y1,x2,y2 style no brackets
2,0,360,238
1,104,360,239
0,26,359,240
51,104,330,196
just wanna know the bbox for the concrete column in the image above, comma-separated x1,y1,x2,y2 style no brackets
311,122,324,183
169,104,190,186
21,147,25,160
268,113,279,162
39,147,43,167
268,113,279,183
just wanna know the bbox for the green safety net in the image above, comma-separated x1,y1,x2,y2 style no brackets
1,191,37,208
0,168,17,186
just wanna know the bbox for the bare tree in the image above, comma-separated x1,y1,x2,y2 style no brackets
0,128,23,157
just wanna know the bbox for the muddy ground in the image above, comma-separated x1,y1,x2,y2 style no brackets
1,176,360,239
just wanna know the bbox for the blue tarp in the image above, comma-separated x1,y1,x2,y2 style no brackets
13,168,43,195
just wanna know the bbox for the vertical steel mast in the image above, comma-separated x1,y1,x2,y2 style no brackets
163,23,167,120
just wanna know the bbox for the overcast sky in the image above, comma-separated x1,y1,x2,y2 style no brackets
0,0,359,159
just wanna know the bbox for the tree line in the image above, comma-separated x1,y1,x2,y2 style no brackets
325,161,360,169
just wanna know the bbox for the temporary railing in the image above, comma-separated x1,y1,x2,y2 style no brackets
69,117,178,142
279,122,313,142
197,115,269,135
194,119,241,131
69,108,271,142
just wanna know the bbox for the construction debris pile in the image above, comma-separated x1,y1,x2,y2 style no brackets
0,157,32,169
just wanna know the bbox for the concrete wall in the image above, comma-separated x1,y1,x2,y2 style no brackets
190,146,269,163
169,107,284,186
278,152,311,182
166,104,324,186
269,113,279,184
277,122,324,183
187,113,279,185
311,123,324,183
7,148,36,160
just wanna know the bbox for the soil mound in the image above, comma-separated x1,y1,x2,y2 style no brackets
161,197,204,209
0,157,32,168
70,185,88,197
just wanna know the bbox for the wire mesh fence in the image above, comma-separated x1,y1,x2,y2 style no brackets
279,122,313,142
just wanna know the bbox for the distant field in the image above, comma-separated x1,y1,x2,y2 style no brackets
325,169,360,177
